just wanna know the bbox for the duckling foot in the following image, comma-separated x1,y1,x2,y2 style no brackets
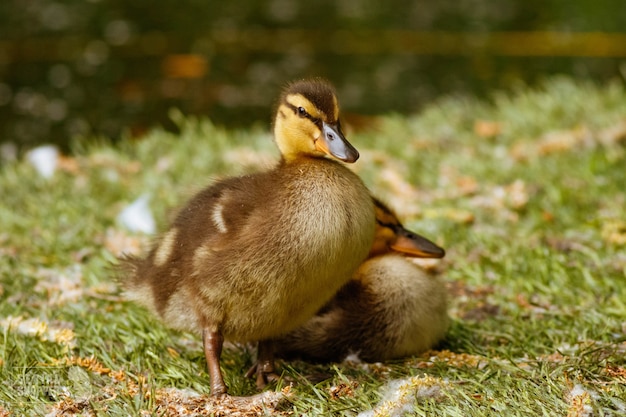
245,363,281,390
245,340,279,390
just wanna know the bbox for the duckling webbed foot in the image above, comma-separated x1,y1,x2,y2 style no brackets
203,327,229,396
245,340,279,390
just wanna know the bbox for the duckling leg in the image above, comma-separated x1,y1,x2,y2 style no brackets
202,327,228,396
245,340,279,390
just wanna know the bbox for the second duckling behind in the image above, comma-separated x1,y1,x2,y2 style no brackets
275,199,449,363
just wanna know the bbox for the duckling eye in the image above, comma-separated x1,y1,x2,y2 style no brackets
297,107,308,118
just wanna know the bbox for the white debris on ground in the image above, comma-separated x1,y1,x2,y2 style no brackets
26,145,60,179
357,375,447,417
566,384,596,417
31,264,120,305
34,265,84,306
343,352,363,363
117,194,156,234
0,315,75,348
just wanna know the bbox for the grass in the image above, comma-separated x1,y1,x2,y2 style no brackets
1,76,625,416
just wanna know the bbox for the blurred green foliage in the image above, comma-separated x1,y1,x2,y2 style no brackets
1,0,625,151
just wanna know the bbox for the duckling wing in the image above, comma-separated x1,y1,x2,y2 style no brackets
119,175,266,314
175,176,254,235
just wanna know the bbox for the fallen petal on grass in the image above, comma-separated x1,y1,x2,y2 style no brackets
0,316,76,348
566,384,595,417
358,375,448,417
26,145,59,179
117,194,156,234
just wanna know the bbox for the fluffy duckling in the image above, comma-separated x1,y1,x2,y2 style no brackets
275,198,448,363
120,79,375,396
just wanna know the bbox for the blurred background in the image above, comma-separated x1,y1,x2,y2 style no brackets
1,0,625,151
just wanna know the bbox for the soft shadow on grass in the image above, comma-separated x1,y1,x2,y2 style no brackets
1,77,625,415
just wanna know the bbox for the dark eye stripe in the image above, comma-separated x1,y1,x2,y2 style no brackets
285,102,321,126
285,102,303,116
376,220,400,230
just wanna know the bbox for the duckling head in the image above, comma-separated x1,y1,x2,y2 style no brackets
274,78,359,163
370,197,446,259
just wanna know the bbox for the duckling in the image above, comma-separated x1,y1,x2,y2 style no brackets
275,198,448,363
120,79,375,396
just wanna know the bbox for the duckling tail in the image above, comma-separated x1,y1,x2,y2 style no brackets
114,254,156,309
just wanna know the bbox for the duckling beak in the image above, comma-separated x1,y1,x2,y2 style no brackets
315,122,360,163
390,228,446,259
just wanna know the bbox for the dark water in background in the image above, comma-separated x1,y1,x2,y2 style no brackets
1,0,625,151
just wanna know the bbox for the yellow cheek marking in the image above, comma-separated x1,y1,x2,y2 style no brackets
332,95,339,120
154,228,179,267
374,206,400,227
369,227,396,257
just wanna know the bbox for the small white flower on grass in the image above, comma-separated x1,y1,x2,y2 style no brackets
26,145,59,179
358,375,447,417
117,194,156,234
